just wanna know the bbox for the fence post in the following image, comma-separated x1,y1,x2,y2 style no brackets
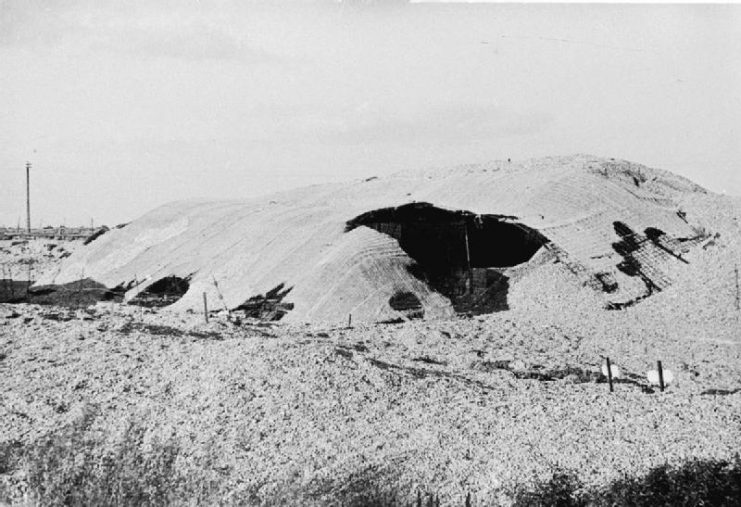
203,292,209,323
657,360,664,392
606,357,614,393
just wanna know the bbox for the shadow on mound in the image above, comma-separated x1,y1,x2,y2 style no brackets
234,283,294,321
607,221,706,310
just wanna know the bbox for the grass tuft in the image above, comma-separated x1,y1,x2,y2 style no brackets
1,406,218,506
511,457,741,507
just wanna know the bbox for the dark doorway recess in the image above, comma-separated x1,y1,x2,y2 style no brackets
347,202,549,315
129,276,191,308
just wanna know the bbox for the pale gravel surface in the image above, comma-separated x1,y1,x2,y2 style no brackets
1,301,739,505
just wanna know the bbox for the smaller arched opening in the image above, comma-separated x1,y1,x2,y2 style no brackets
129,276,191,308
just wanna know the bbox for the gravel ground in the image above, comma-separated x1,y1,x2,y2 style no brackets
1,301,739,505
1,238,740,505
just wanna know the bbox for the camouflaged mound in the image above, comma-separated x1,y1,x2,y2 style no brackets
36,155,726,324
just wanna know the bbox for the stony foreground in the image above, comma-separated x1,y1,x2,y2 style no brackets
1,300,740,505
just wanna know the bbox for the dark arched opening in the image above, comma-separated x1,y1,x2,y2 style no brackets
347,202,548,314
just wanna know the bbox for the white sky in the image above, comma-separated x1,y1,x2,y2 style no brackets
1,1,740,226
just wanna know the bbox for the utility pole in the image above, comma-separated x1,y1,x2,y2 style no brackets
25,162,31,234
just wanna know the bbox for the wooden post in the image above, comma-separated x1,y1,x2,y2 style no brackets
657,360,664,392
203,292,209,323
606,357,614,393
348,313,352,328
464,223,472,294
